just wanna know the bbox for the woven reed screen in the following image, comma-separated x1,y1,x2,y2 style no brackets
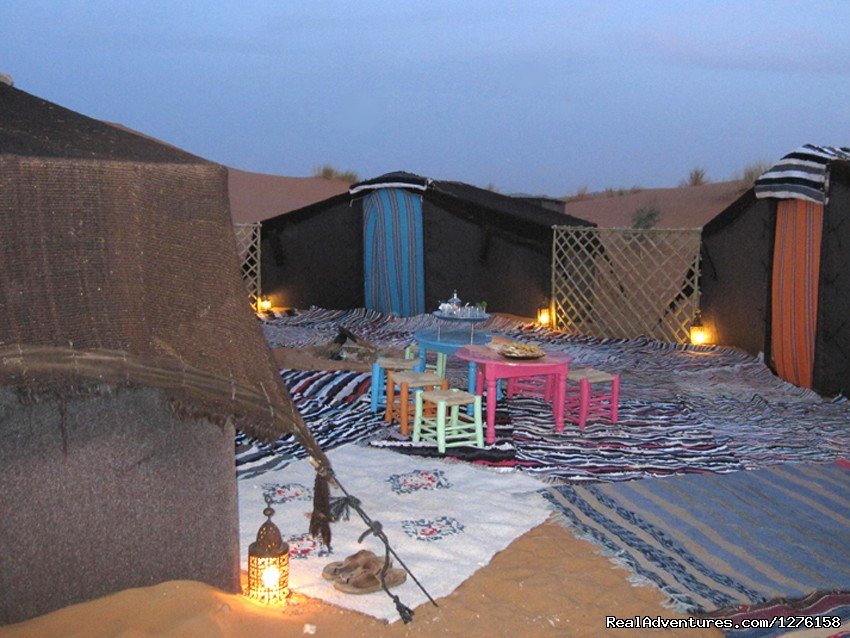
551,227,702,344
234,222,262,307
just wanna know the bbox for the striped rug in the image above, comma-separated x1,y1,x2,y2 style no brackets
249,309,850,481
542,462,850,614
236,369,384,479
369,395,744,482
708,591,850,638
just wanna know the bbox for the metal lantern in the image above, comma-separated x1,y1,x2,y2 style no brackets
689,310,710,345
247,500,290,604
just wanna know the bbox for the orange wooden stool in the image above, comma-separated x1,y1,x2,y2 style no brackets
385,370,448,436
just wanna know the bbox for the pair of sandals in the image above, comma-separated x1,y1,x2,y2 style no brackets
321,549,407,595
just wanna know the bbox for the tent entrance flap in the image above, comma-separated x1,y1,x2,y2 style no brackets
363,188,425,316
770,199,824,388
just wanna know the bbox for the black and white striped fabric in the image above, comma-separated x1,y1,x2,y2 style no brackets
754,144,850,204
235,369,382,479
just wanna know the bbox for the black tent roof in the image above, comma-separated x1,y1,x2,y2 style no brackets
431,178,591,228
0,83,204,163
348,171,593,230
349,171,431,194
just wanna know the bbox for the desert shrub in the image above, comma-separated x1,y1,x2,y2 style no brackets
680,167,708,187
632,205,661,229
739,161,773,185
313,165,359,182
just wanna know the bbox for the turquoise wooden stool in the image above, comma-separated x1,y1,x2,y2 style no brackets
370,356,418,413
413,388,484,454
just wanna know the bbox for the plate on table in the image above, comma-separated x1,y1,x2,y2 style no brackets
496,343,545,359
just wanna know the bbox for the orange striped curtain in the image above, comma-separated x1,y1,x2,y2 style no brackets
770,199,824,388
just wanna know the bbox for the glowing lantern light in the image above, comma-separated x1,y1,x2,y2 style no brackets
257,297,272,312
537,305,551,327
261,565,281,590
690,311,710,346
246,499,289,605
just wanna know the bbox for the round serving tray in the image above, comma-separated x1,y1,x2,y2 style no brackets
500,352,545,360
433,311,491,322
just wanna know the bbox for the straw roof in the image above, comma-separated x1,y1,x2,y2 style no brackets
0,83,324,459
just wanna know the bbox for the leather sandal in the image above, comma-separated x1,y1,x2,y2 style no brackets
321,550,380,581
333,567,407,595
334,555,387,584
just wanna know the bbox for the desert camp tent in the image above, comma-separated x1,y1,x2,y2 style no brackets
700,144,850,396
260,171,593,317
0,83,330,623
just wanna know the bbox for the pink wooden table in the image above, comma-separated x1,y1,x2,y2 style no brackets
455,345,572,444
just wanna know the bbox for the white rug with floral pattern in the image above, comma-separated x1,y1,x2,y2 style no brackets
238,443,550,622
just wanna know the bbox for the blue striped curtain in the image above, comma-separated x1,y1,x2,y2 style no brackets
363,188,425,316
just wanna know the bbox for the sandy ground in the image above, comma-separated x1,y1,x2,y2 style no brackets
1,347,723,638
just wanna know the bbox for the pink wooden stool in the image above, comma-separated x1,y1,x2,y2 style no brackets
564,368,620,430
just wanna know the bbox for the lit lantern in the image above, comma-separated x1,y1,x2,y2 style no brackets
689,311,710,346
537,304,551,327
257,297,272,312
247,500,290,604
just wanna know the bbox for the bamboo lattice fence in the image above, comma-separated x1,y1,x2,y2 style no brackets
551,227,702,344
233,222,262,308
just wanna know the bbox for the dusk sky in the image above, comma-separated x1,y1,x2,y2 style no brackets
3,1,849,196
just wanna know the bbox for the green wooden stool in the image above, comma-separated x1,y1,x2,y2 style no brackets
413,388,484,454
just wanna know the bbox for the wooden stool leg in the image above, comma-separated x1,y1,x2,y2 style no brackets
400,383,411,436
384,371,396,423
436,353,448,378
413,392,424,442
473,396,484,446
467,362,477,416
450,404,459,434
370,362,383,413
579,378,591,430
610,375,620,424
436,401,447,454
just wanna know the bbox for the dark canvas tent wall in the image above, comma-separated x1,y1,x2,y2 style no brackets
0,84,328,623
260,171,592,317
701,145,850,396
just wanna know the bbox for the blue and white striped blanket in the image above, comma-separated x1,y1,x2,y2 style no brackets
542,462,850,614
